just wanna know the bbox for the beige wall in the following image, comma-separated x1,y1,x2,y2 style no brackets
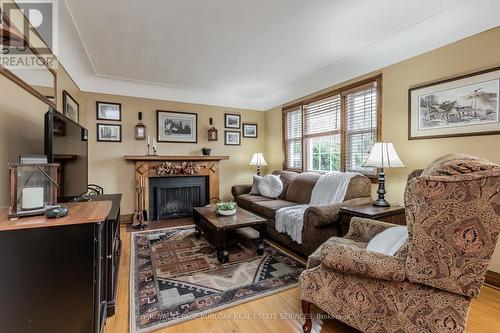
265,107,284,171
82,92,267,215
268,27,500,272
0,62,83,208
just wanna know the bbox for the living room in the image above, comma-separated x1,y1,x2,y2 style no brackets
1,1,499,332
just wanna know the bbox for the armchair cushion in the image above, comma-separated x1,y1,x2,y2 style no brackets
320,240,406,282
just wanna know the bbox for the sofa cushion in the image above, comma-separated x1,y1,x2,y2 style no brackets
252,200,298,219
235,194,273,211
272,170,299,199
258,174,283,198
285,172,321,204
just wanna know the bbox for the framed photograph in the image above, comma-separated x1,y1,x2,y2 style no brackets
409,67,500,140
97,123,122,142
242,123,258,138
157,110,198,143
224,130,241,145
225,113,241,129
62,90,79,123
96,102,122,121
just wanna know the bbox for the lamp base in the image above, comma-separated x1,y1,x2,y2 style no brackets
373,198,390,207
373,168,390,207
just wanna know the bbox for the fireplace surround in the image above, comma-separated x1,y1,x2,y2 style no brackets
125,155,229,223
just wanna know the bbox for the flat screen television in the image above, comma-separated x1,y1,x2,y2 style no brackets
44,109,88,200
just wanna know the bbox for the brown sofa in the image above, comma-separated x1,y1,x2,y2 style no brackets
300,154,500,333
231,170,372,257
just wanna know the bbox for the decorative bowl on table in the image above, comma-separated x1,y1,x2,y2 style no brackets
216,201,237,216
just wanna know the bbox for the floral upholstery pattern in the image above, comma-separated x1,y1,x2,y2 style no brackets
300,154,500,333
405,169,500,297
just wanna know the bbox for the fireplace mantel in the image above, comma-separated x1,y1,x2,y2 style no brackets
124,155,229,161
125,155,229,225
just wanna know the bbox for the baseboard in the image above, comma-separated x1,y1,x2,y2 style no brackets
485,270,500,289
120,214,134,224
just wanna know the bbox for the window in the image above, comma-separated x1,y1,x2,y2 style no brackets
304,95,341,172
282,76,381,176
344,82,378,176
284,107,302,170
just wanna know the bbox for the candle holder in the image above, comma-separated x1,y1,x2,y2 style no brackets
8,163,59,218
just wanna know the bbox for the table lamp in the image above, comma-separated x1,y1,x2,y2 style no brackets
362,142,405,207
249,153,267,176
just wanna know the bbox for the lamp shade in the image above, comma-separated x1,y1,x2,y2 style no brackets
362,142,405,168
249,153,267,166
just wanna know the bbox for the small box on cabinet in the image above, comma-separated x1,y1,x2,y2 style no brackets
8,163,59,218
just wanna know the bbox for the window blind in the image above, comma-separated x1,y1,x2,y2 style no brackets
304,95,341,171
284,107,302,170
344,82,378,175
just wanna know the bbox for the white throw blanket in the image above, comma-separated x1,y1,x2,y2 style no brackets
275,171,359,244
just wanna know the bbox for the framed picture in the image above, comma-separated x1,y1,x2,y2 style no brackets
224,130,241,145
409,67,500,140
157,110,198,143
63,90,79,123
97,123,122,142
96,102,122,121
242,123,258,138
225,113,241,129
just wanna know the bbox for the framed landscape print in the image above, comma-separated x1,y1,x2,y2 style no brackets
224,130,241,145
97,123,122,142
62,90,79,123
97,102,122,121
157,110,198,143
409,67,500,139
225,113,241,129
242,123,258,138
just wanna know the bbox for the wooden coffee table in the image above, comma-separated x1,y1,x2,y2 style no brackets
193,206,267,264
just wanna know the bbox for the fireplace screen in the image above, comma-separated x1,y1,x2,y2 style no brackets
149,176,208,220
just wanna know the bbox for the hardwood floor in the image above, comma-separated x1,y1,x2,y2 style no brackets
104,221,500,333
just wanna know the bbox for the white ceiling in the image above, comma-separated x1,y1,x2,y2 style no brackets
57,0,500,110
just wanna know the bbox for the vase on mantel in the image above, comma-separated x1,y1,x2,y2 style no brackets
201,148,212,156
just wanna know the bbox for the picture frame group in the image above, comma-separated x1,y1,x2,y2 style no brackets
223,113,257,145
96,101,123,142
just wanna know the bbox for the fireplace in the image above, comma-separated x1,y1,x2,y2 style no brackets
148,176,209,220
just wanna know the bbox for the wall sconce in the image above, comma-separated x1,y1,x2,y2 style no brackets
208,117,218,141
135,112,147,140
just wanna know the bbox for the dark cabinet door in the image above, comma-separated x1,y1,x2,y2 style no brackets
0,224,96,333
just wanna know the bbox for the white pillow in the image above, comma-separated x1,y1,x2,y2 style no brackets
258,174,283,198
250,175,262,195
366,226,408,256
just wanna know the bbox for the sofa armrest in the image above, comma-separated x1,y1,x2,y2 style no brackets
231,184,252,198
344,217,400,243
304,197,372,228
320,241,406,282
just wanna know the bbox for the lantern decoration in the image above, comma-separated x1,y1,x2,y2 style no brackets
208,117,218,141
135,112,147,140
8,163,59,218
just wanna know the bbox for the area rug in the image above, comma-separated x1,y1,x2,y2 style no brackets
130,226,306,333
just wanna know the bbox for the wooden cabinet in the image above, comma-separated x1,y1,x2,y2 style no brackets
0,201,113,333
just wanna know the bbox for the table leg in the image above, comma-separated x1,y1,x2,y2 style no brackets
193,213,201,238
217,248,229,264
257,223,266,255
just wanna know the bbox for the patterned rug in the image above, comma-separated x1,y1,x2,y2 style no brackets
130,226,306,333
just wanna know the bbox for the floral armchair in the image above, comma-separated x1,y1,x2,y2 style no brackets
300,154,500,333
